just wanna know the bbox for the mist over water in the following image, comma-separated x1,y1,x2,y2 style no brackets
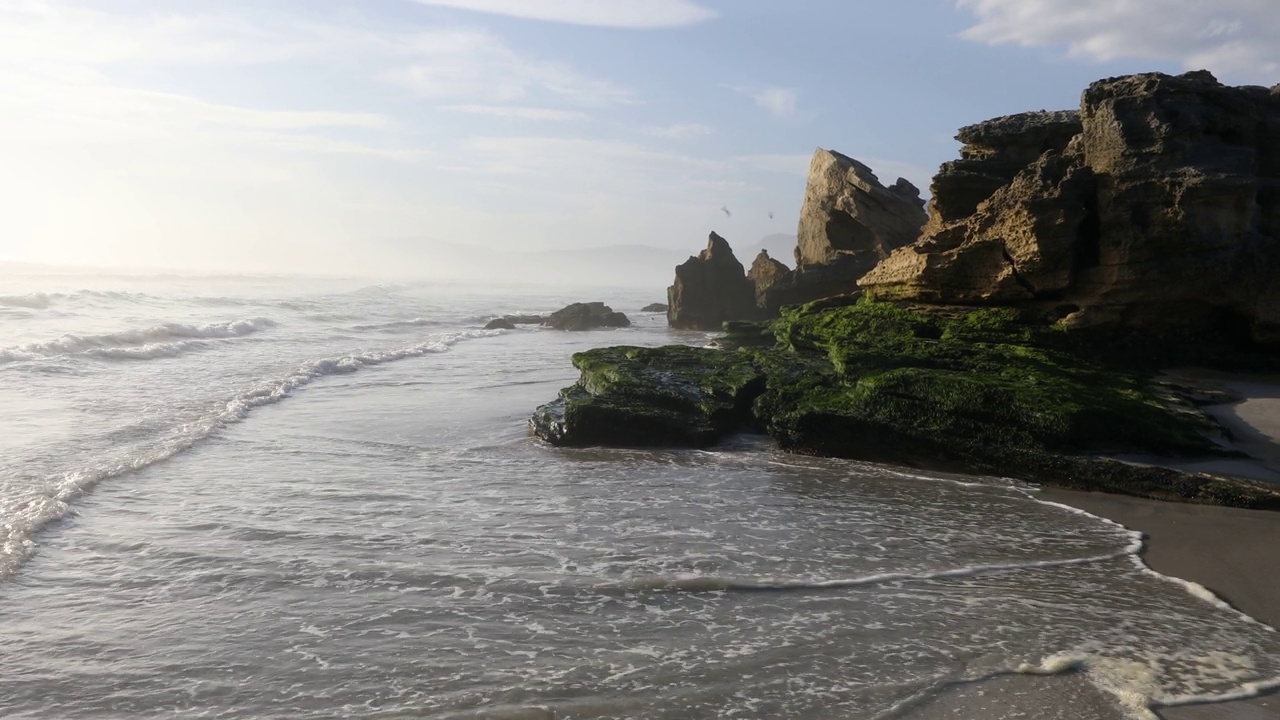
1,269,1278,719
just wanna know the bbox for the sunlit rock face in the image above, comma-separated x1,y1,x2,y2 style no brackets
861,70,1280,349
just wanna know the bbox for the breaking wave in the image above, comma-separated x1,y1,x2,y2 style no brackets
0,328,504,577
0,318,277,364
0,293,53,309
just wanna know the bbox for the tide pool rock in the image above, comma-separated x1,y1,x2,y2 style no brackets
542,302,630,331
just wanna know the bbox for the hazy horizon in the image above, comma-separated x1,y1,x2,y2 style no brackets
3,1,1277,280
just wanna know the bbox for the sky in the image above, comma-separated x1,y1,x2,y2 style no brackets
1,0,1278,278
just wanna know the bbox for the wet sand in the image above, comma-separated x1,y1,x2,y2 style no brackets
1046,371,1280,719
909,372,1280,719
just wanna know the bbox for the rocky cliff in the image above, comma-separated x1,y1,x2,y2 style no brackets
861,70,1280,349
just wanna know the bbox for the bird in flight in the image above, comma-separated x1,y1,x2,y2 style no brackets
768,211,774,219
720,206,731,218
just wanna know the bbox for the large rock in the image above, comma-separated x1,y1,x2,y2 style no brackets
667,233,758,330
543,302,630,331
746,250,792,307
795,149,927,270
862,70,1280,349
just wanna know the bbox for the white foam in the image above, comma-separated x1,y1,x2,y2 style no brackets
0,318,276,364
0,328,503,578
0,292,53,309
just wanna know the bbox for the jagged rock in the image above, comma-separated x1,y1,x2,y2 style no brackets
747,250,792,307
667,232,758,330
543,302,630,331
641,303,669,313
862,70,1280,349
503,314,544,325
795,149,927,270
928,111,1082,227
863,149,1095,302
484,317,516,330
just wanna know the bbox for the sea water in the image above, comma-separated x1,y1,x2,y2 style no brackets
1,268,1277,719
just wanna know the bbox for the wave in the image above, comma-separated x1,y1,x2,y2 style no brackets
591,542,1141,595
351,317,442,332
0,293,53,309
0,318,276,364
0,328,504,578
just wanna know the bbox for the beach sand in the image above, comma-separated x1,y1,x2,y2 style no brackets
908,373,1280,719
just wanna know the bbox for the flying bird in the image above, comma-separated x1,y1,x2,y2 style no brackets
720,206,731,218
768,211,774,219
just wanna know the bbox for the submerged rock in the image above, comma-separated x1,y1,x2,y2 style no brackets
641,303,669,313
542,303,630,331
484,317,516,330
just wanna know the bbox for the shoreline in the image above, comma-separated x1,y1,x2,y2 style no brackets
1040,371,1280,719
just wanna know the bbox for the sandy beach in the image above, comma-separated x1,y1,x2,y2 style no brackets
1050,372,1280,719
907,373,1280,719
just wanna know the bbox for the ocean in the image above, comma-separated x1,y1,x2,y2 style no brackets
1,269,1278,720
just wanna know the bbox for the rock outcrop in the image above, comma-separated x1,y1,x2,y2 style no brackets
667,233,758,330
666,152,928,327
862,71,1280,349
641,303,669,313
543,303,630,331
483,317,516,330
795,149,927,271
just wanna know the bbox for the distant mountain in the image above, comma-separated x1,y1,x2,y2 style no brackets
738,234,798,267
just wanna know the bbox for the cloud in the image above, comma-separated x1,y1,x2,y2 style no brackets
441,104,588,120
730,85,799,118
957,0,1280,83
384,29,636,106
409,0,716,28
645,123,714,139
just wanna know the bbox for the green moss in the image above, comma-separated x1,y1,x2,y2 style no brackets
530,298,1280,509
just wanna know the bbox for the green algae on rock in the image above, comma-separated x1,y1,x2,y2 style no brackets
530,298,1280,509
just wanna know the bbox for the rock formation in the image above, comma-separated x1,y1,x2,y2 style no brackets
666,151,927,327
667,232,758,330
542,302,630,331
641,303,669,313
483,317,516,330
747,250,791,307
795,149,927,272
862,71,1280,349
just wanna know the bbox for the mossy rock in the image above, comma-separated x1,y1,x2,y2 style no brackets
530,345,767,448
529,298,1280,508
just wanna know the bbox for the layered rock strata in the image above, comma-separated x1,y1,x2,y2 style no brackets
862,71,1280,349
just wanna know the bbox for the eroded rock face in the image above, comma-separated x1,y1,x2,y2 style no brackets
543,302,630,331
795,149,927,270
667,232,758,330
861,70,1280,349
747,250,792,307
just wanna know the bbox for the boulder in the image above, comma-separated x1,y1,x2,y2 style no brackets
667,232,758,330
795,149,927,270
484,317,516,330
543,302,630,331
641,303,669,313
503,314,544,325
861,70,1280,349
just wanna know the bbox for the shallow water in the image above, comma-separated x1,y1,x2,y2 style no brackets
1,270,1277,719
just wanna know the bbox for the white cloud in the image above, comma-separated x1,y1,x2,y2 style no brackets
646,123,714,139
957,0,1280,83
383,29,636,106
730,85,799,118
441,104,588,121
410,0,716,28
